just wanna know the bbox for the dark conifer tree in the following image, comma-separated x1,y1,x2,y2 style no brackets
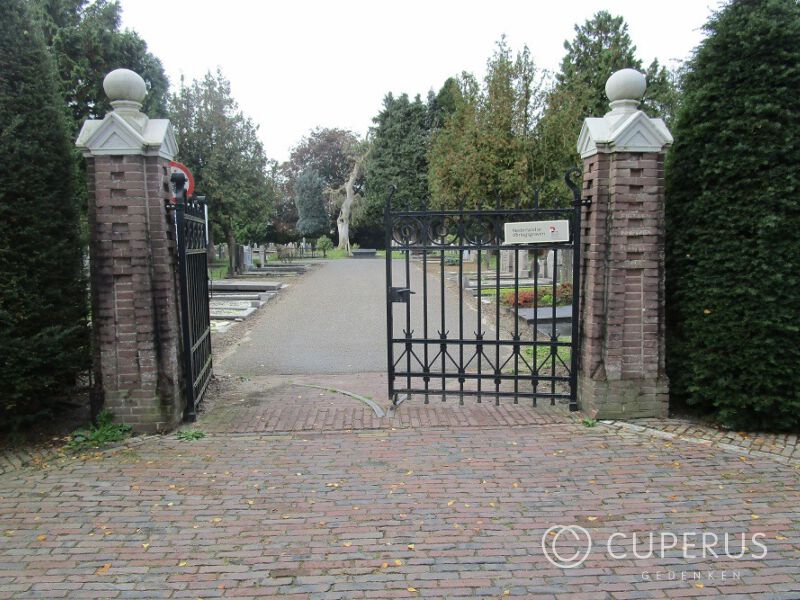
665,0,800,430
358,93,432,244
557,11,640,118
0,0,88,425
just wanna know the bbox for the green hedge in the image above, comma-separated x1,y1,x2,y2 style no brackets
0,0,89,428
665,0,800,430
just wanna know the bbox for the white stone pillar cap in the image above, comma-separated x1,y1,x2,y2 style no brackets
103,69,147,112
577,68,672,158
76,69,177,159
605,68,646,115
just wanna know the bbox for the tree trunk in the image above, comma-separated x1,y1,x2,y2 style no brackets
223,220,236,277
336,156,364,254
336,218,350,254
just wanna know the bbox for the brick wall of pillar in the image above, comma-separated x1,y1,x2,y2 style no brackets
87,154,183,432
578,151,669,418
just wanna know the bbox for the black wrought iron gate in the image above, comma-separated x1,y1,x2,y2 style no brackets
172,173,212,421
385,172,582,409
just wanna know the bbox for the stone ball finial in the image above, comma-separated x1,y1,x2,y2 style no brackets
103,69,147,105
605,68,646,103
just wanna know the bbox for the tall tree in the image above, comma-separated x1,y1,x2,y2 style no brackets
32,0,169,134
429,39,544,208
665,0,800,431
557,11,639,118
530,79,588,203
0,0,88,425
331,137,370,253
427,74,481,208
359,92,432,244
536,11,680,201
426,77,460,129
170,70,273,275
283,128,360,190
282,128,362,246
643,58,682,129
336,149,368,254
478,39,539,202
294,170,328,241
269,186,301,244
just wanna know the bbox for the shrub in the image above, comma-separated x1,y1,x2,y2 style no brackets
501,290,534,306
556,283,573,305
665,0,800,430
500,284,574,308
316,235,334,257
501,290,517,305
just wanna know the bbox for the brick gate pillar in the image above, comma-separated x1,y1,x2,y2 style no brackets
576,69,674,419
76,69,183,432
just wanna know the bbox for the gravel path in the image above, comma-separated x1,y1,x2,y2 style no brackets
219,260,387,375
219,258,505,377
219,259,459,375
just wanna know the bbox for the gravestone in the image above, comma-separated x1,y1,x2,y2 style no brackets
499,249,532,277
236,245,245,274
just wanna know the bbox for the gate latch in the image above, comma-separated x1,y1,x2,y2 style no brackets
389,287,415,303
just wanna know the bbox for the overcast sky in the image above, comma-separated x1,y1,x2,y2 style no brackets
119,0,718,163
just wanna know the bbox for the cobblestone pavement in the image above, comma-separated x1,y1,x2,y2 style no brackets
1,374,799,599
198,373,800,468
198,374,577,434
0,444,66,477
602,419,800,467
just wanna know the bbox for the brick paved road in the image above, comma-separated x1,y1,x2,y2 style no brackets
198,373,575,434
1,376,799,599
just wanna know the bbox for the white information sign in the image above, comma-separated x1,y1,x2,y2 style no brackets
503,220,570,244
